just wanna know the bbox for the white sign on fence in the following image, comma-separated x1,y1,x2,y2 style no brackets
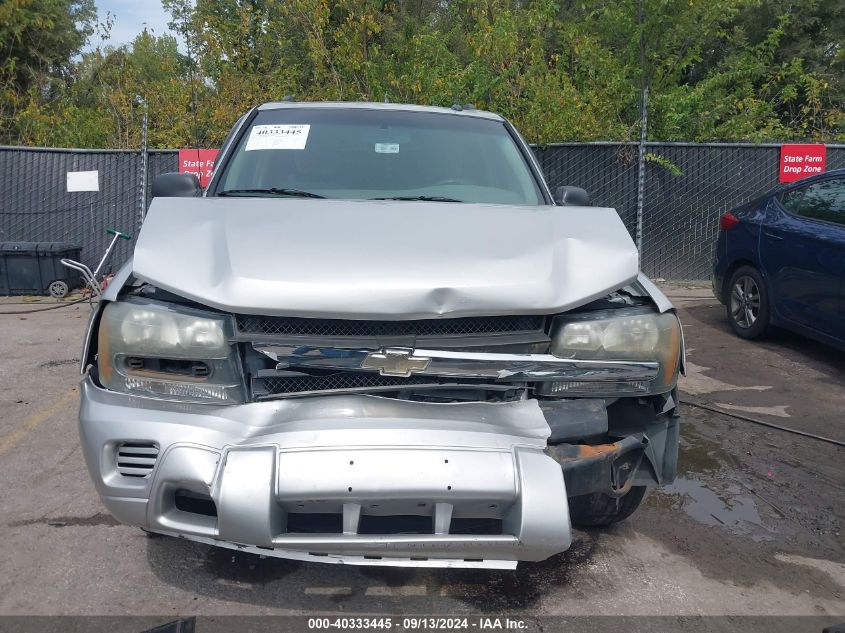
66,170,99,192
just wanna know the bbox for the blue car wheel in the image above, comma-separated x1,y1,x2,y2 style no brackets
727,265,771,339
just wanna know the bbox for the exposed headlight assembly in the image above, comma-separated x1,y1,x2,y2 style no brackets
538,308,682,397
97,299,244,403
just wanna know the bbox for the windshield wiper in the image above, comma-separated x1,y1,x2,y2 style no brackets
217,188,325,199
369,195,463,203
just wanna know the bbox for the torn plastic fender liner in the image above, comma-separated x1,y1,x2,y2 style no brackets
546,435,648,497
540,399,608,444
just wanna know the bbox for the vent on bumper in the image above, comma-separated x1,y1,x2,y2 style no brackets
174,489,217,517
116,442,159,478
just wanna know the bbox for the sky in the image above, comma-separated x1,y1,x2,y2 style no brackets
89,0,181,49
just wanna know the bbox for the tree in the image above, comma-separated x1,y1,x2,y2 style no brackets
0,0,95,143
13,30,203,148
2,0,843,146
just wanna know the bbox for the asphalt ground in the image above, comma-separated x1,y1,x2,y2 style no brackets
0,288,842,623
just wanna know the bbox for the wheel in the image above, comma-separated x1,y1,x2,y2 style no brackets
48,280,69,298
568,486,647,527
726,265,770,339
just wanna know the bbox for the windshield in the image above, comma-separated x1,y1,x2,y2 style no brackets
215,107,545,205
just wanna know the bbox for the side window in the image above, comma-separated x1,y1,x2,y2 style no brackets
780,186,806,214
780,178,845,226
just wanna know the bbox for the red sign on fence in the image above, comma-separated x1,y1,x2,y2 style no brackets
178,149,219,187
778,144,826,183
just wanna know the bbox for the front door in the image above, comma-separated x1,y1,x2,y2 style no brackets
760,176,845,341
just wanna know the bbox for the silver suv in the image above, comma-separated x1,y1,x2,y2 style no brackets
77,102,683,570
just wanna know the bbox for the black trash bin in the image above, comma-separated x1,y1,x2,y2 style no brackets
0,242,83,297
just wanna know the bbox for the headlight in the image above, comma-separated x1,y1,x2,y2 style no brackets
538,308,682,397
97,299,244,403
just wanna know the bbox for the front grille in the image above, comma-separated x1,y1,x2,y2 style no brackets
116,442,159,478
236,314,546,338
256,373,472,396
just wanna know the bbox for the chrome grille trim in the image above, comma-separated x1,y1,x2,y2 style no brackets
253,344,660,383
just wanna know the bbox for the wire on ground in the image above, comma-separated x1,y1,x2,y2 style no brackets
680,396,845,448
0,297,90,315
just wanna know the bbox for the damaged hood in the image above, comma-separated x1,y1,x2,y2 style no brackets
132,197,639,318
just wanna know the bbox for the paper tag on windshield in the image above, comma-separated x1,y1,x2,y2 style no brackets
245,124,310,151
375,143,399,154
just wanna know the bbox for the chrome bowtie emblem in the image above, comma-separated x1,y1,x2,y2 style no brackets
360,348,431,377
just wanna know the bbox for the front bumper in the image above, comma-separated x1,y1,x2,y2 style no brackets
79,376,677,569
79,377,575,569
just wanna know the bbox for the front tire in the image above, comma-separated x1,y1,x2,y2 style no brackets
726,265,770,339
568,486,647,527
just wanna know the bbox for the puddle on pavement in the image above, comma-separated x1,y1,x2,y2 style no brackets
674,422,740,474
650,423,774,541
658,478,771,540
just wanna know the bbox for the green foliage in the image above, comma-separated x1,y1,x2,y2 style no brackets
2,0,843,148
644,153,683,177
0,0,96,143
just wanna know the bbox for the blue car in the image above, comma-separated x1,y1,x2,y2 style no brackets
712,168,845,349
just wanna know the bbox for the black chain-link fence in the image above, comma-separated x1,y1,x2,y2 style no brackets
636,143,845,279
0,148,177,272
2,143,844,281
534,142,845,279
534,143,641,234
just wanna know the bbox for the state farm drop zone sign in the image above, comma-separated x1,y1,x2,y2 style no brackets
178,149,219,187
779,144,826,183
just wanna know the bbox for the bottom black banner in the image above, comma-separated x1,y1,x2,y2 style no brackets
0,616,842,633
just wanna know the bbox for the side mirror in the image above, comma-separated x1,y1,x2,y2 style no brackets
152,172,202,198
554,186,591,206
